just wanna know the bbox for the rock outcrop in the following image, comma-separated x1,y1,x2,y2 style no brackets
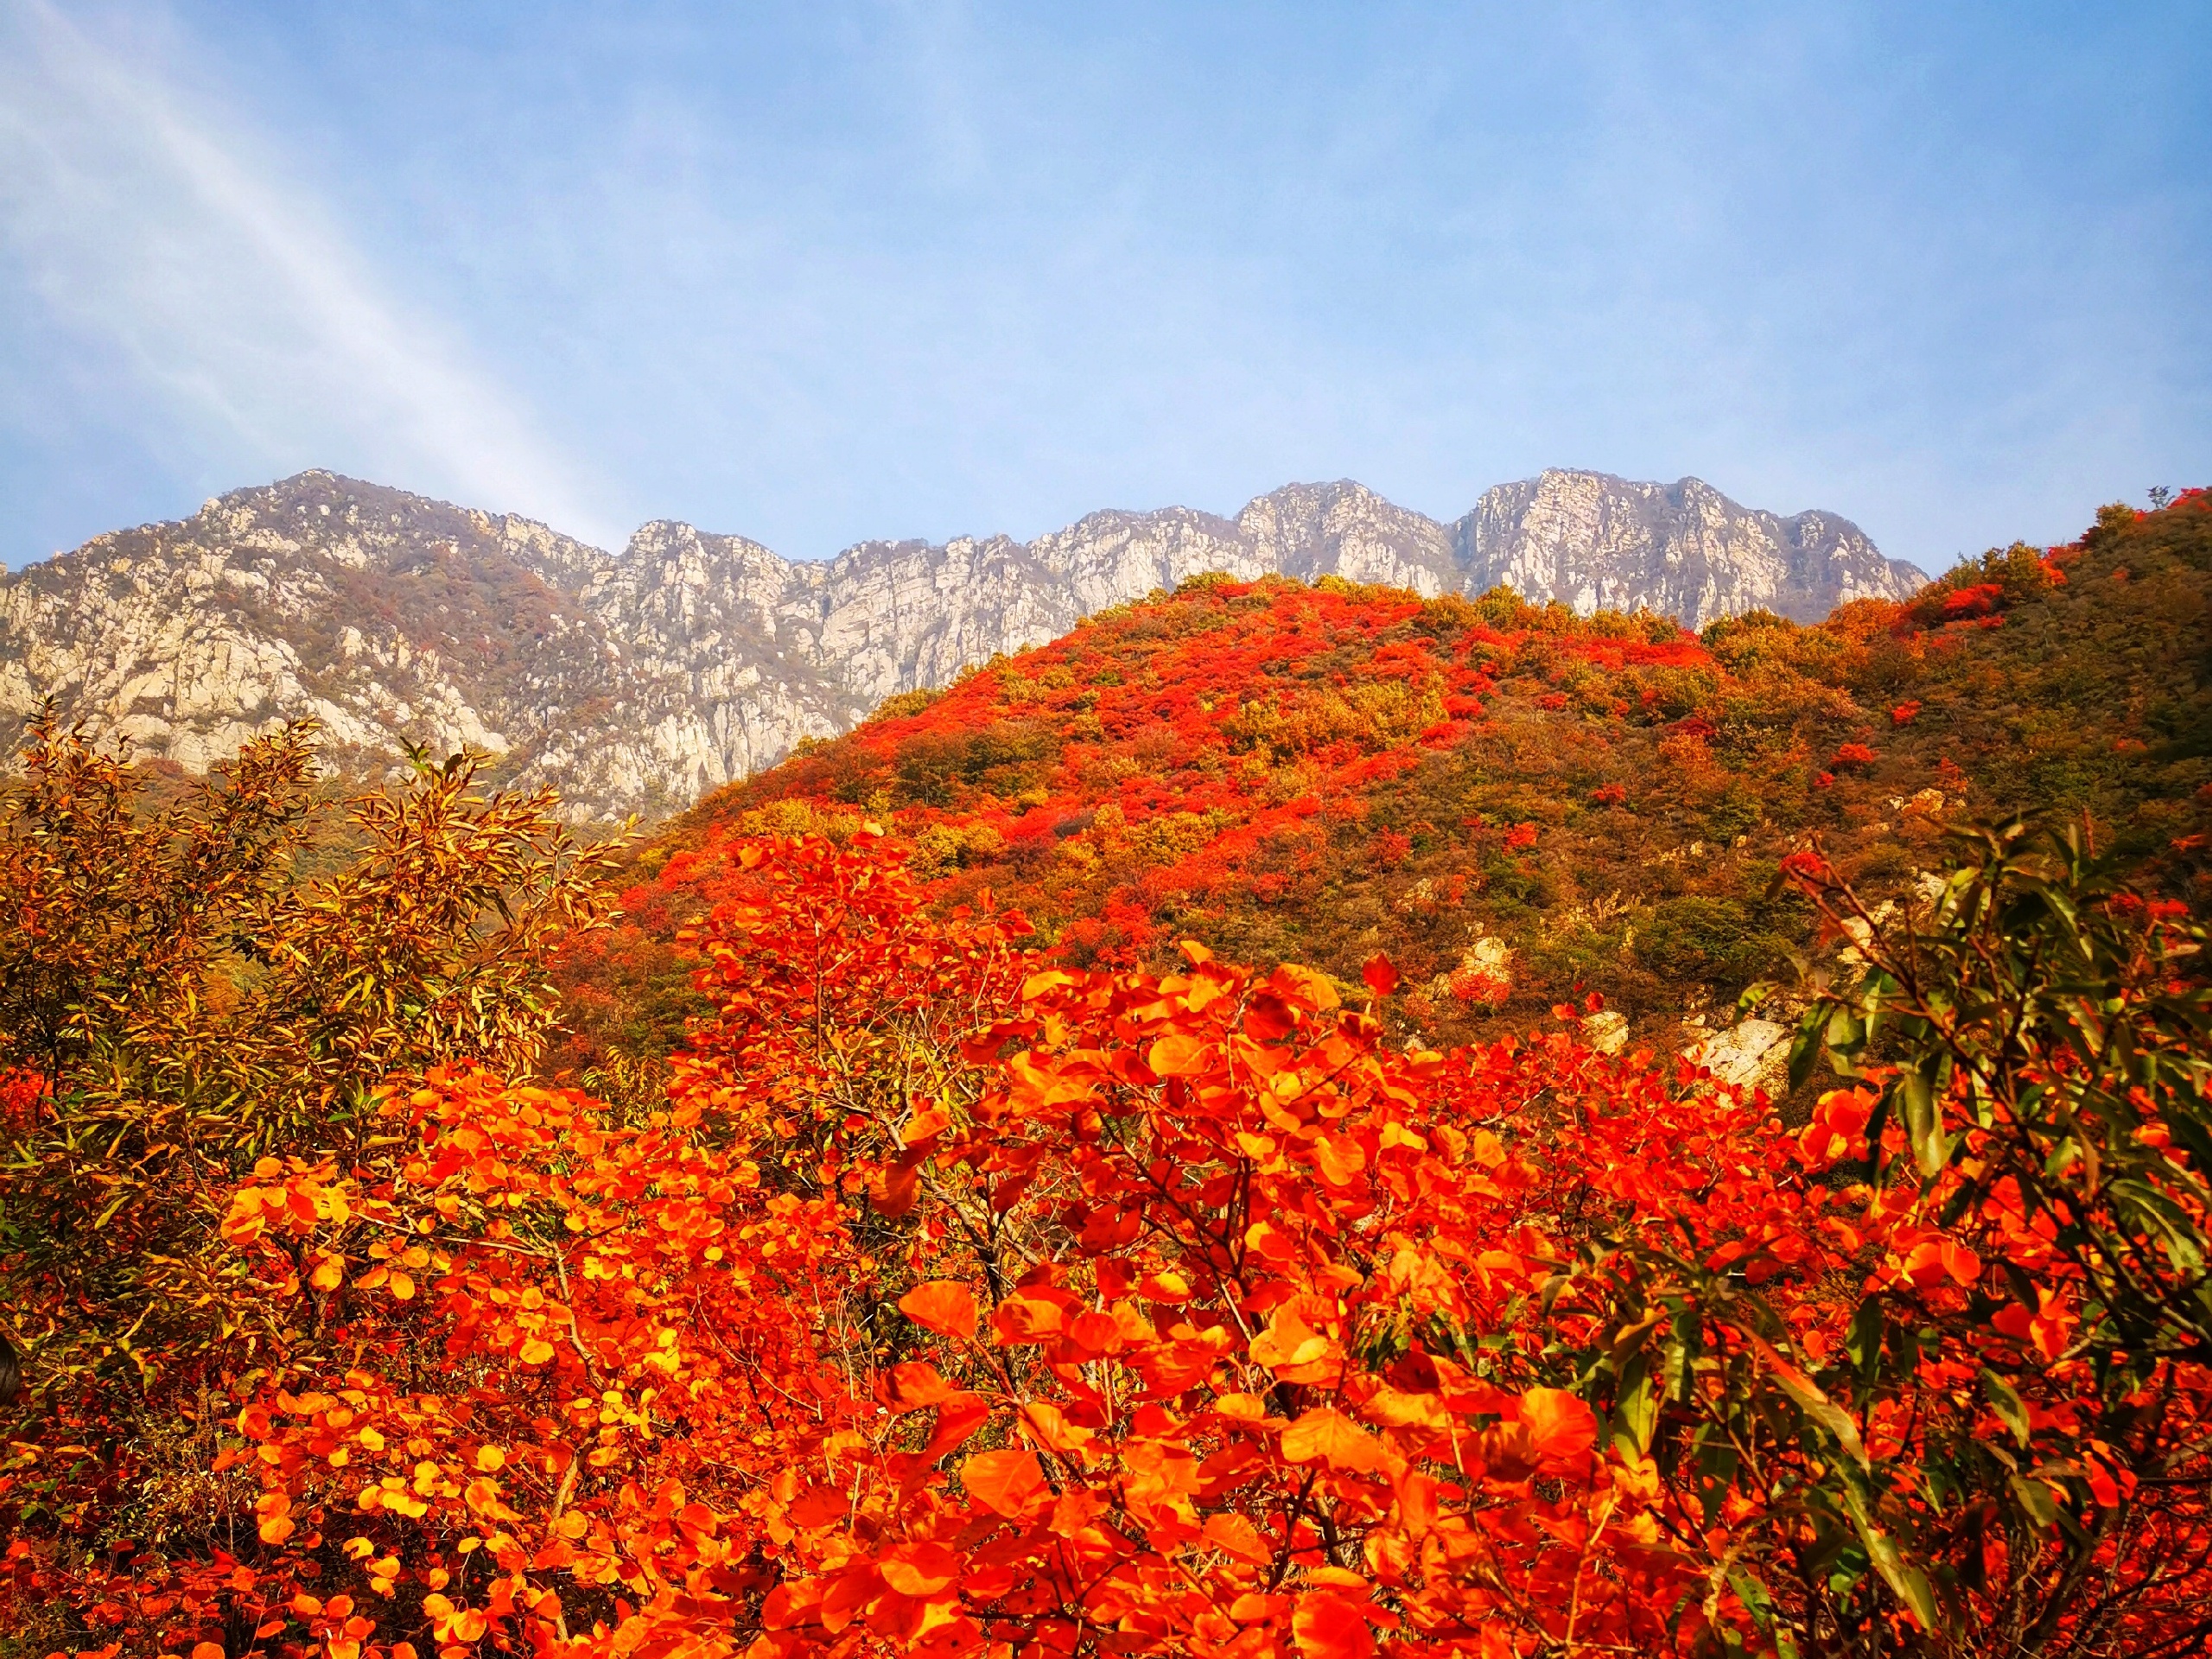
1,468,1922,819
1456,472,1913,626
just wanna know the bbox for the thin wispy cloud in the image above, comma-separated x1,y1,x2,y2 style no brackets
0,0,612,547
0,4,2202,572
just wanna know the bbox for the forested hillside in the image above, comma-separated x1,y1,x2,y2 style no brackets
552,491,2211,1084
3,489,2209,1659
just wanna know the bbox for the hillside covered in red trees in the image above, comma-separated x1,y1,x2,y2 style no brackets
553,491,2212,1086
6,715,2210,1659
4,489,2210,1659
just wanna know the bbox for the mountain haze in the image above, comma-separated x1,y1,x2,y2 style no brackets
0,469,1921,818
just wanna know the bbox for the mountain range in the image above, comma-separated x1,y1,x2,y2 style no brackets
0,468,1923,819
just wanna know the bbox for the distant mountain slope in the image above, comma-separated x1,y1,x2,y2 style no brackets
551,490,2207,1080
1458,472,1913,624
0,468,1919,817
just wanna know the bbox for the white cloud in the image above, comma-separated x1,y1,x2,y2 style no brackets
0,0,615,546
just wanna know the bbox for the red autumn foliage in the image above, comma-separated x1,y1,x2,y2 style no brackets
10,492,2212,1659
12,818,2211,1659
556,493,2212,1086
1941,585,2003,620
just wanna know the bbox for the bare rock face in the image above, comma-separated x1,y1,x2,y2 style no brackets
1456,472,1920,626
0,473,637,805
1,467,1919,819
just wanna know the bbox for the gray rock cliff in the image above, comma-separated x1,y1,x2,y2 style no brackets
1,468,1922,818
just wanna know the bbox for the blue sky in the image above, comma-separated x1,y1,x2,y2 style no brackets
1,2,2205,572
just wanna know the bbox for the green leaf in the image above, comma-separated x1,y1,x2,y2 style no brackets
2010,1471,2059,1529
1897,1065,1949,1179
2108,1179,2208,1274
1662,1336,1691,1404
1788,1015,1825,1091
1846,1297,1885,1376
1726,1566,1773,1625
1980,1367,2031,1448
1749,1333,1868,1471
1612,1353,1659,1457
1841,1477,1941,1632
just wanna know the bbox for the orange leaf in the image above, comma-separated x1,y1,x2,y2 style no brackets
1519,1387,1598,1474
879,1541,960,1597
1269,963,1340,1012
1147,1032,1211,1078
193,1645,227,1659
1360,1389,1446,1430
1020,1399,1094,1454
962,1447,1046,1516
1250,1303,1336,1380
1281,1408,1389,1473
1202,1511,1271,1564
886,1361,956,1411
899,1281,979,1340
1312,1135,1365,1186
1067,1308,1124,1357
920,1393,991,1464
1292,1592,1375,1659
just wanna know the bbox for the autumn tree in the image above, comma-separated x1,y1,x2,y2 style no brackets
0,712,621,1654
7,805,2209,1659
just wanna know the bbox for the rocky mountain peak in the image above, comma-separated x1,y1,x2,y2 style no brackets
1236,480,1459,592
1454,468,1916,623
3,469,1922,818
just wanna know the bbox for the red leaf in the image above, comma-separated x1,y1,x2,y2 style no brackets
899,1280,978,1340
885,1361,956,1411
1147,1032,1211,1078
920,1393,992,1464
1292,1592,1376,1659
879,1540,961,1597
1518,1387,1598,1474
1203,1512,1272,1565
1281,1407,1389,1472
962,1447,1047,1516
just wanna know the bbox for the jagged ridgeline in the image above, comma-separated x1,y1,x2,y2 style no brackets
0,469,1920,820
553,492,2211,1078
